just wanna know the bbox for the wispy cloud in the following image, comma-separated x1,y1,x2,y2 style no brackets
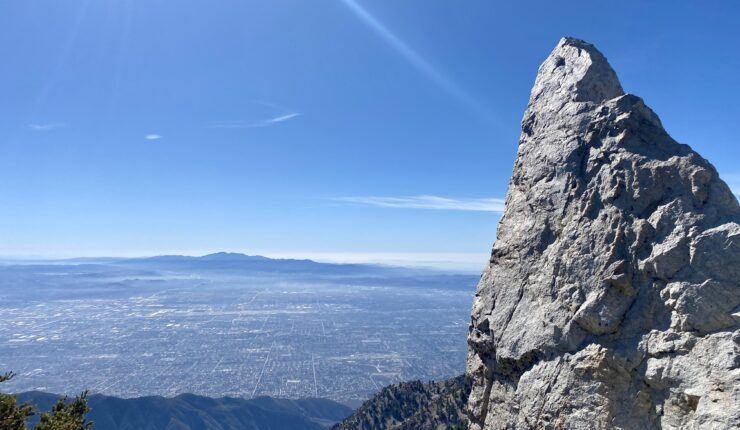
144,134,162,140
28,122,65,131
268,112,300,124
333,195,505,212
209,112,300,129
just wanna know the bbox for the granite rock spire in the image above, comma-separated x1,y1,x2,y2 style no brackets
466,37,740,429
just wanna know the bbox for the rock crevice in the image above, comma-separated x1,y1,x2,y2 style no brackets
466,37,740,430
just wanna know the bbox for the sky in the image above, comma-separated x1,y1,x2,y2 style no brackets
0,1,738,271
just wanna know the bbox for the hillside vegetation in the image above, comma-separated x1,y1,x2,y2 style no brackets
333,375,469,430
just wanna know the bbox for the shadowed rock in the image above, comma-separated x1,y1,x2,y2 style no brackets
466,37,740,430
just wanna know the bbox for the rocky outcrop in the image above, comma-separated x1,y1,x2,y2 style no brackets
467,37,740,429
333,376,470,430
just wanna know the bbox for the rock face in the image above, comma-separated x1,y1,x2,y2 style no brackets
467,37,740,429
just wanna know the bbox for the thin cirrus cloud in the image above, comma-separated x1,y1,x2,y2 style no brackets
208,112,300,129
333,195,505,212
144,134,162,140
28,122,65,131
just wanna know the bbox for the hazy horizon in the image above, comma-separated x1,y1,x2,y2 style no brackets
0,250,487,273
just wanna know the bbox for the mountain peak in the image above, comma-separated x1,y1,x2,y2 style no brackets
200,252,257,260
529,36,624,107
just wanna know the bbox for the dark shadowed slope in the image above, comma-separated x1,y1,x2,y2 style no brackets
17,392,352,430
332,375,470,430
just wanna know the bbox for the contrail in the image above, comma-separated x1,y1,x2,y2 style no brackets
339,0,497,122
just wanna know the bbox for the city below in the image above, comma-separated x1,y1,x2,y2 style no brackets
0,253,477,406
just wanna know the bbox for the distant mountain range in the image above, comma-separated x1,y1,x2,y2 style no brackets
17,391,352,430
10,252,468,275
116,252,400,275
1,252,478,293
118,252,477,287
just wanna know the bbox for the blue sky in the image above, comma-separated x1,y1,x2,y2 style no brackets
0,1,738,271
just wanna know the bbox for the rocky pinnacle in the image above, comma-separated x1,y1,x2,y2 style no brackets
466,37,740,429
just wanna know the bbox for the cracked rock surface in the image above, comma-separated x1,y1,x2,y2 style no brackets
466,37,740,430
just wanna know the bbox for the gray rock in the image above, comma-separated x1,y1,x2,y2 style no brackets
466,37,740,430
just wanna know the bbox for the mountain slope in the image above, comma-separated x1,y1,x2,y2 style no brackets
332,375,469,430
17,392,352,430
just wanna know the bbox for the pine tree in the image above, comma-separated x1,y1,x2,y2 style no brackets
34,392,92,430
0,372,92,430
0,373,33,430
